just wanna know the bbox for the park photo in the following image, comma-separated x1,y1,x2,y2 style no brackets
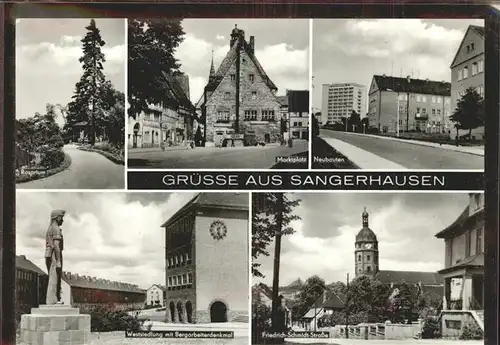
127,19,310,169
15,18,126,189
252,192,484,345
312,19,485,170
16,191,250,345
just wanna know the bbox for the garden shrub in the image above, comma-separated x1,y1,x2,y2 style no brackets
460,322,483,340
421,316,440,339
40,148,65,169
80,305,145,332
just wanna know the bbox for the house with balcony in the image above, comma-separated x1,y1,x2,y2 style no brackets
435,193,484,338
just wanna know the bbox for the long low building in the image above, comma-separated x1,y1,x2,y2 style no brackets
16,255,48,318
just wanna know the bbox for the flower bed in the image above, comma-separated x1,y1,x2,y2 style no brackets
16,152,72,184
78,143,124,165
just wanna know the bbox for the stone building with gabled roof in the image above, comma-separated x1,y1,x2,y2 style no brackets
367,74,452,134
197,25,283,144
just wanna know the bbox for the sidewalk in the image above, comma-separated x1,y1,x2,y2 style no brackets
322,138,406,170
344,132,484,156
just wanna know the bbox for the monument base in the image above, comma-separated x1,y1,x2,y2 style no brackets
20,304,91,345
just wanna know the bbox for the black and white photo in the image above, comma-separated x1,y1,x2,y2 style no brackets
16,191,250,345
252,192,484,344
312,19,485,170
127,19,310,169
15,19,126,189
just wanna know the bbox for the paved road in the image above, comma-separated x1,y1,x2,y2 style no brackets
128,141,309,169
318,130,484,170
17,145,125,189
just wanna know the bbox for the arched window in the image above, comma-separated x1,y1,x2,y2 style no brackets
358,255,361,261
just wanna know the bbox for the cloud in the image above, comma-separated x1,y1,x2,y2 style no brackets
254,193,469,286
16,192,197,289
61,35,82,46
216,35,225,41
17,42,126,77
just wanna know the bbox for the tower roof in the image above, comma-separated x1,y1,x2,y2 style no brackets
356,207,377,242
356,227,378,242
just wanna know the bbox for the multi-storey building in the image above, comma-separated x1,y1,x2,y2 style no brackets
163,193,249,324
287,90,310,140
128,72,195,148
146,284,167,306
450,25,485,140
60,272,146,310
321,83,367,125
197,25,283,144
16,255,48,318
367,75,451,134
435,193,484,338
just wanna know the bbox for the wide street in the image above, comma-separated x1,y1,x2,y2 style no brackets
318,130,484,170
17,145,125,189
127,140,309,169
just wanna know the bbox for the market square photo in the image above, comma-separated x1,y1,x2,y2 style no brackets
127,19,310,169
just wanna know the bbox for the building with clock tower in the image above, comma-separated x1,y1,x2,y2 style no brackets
161,193,249,324
355,208,379,277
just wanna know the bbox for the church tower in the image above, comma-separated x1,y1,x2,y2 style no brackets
354,208,379,277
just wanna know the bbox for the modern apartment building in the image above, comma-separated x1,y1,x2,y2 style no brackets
450,25,485,140
321,83,367,125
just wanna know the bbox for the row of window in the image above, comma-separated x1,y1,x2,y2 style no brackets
457,85,484,99
17,270,35,281
167,251,192,268
457,60,484,81
72,288,145,304
230,73,255,83
244,109,276,121
398,94,451,105
167,273,193,287
224,90,263,100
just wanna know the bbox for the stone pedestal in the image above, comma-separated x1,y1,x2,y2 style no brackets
20,305,91,345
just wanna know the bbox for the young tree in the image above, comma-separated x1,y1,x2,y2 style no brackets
312,114,320,138
348,110,361,132
251,193,301,278
296,276,327,318
128,19,185,119
66,19,108,146
449,87,484,140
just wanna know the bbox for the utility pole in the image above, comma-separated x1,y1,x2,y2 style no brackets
235,35,241,134
345,273,350,339
406,75,411,132
271,193,284,331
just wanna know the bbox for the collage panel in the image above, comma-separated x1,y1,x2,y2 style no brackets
311,19,485,170
15,191,250,344
252,192,485,344
127,19,310,170
15,18,127,189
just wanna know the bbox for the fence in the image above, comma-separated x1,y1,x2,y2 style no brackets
15,146,35,170
321,322,421,340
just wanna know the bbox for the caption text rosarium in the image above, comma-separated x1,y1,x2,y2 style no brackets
161,173,446,188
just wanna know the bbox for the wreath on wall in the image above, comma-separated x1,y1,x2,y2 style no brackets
209,220,228,241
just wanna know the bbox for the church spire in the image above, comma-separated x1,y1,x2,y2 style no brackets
208,49,215,79
362,207,369,227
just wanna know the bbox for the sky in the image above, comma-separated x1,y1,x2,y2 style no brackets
175,19,310,103
254,192,470,287
16,18,126,127
312,19,484,111
16,192,198,290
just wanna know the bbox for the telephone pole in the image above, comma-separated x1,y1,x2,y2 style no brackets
271,193,284,331
406,75,411,132
345,273,350,339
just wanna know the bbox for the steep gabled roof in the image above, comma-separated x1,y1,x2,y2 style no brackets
438,253,484,274
161,193,249,228
450,25,485,69
286,277,303,288
435,205,484,239
203,38,277,103
373,75,451,97
16,255,46,276
276,96,289,107
376,270,443,286
62,272,145,294
159,71,195,110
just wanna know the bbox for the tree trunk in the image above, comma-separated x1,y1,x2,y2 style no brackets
468,128,472,141
271,193,284,332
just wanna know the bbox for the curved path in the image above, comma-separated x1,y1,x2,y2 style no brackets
17,145,125,189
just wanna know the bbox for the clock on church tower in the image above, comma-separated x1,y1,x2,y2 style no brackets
354,208,379,277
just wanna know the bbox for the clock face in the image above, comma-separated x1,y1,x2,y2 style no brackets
209,220,228,241
364,243,373,249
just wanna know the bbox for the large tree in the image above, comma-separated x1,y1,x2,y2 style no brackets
251,193,301,278
66,19,108,145
100,83,125,148
449,86,484,140
295,276,327,318
128,19,185,119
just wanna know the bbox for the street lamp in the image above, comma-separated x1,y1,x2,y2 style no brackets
386,88,400,137
406,75,411,132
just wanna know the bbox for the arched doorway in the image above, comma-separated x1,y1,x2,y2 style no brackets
177,302,183,323
133,123,140,148
169,302,176,323
186,301,193,323
210,301,227,323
